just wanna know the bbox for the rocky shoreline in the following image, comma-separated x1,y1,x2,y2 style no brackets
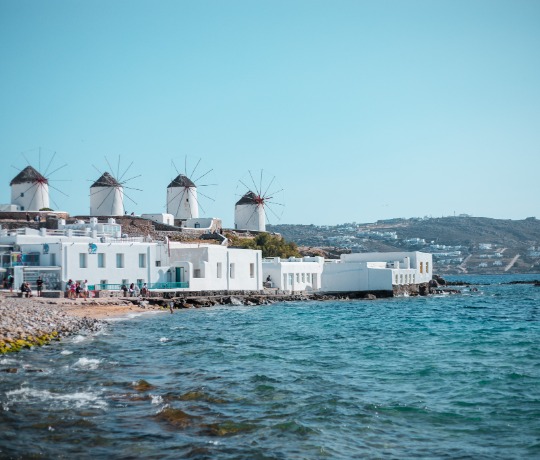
0,286,444,354
0,297,104,354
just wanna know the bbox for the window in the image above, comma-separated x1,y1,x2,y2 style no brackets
194,269,201,278
20,192,24,197
400,274,403,284
217,262,222,278
419,262,423,274
301,273,305,282
139,253,146,268
289,273,294,285
50,253,56,266
98,253,105,268
155,261,161,267
426,262,429,274
230,263,235,279
79,253,87,268
395,274,398,284
116,253,124,268
296,273,300,283
413,274,416,283
250,263,255,278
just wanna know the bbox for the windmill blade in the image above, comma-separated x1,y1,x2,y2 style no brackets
191,190,207,216
192,168,214,184
248,170,260,196
50,195,61,211
262,175,276,198
167,187,188,206
21,152,32,167
196,183,218,187
259,170,263,198
116,156,121,181
189,158,202,180
122,185,144,192
46,163,68,178
120,174,142,184
123,191,138,206
119,160,134,182
171,160,180,176
196,190,216,202
238,179,253,193
11,165,22,171
266,187,284,198
48,183,70,198
27,184,40,209
265,202,283,221
95,187,116,211
246,202,262,228
92,164,104,176
43,151,57,176
175,188,189,217
105,157,115,177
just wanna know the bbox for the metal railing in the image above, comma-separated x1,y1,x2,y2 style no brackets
89,281,189,291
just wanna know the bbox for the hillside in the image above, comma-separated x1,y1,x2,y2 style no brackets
268,216,540,275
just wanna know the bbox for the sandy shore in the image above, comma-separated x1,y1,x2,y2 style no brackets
0,292,163,319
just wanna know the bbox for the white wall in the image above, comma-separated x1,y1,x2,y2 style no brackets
169,243,262,291
90,186,124,216
234,203,265,231
11,182,49,211
141,213,175,226
167,186,199,219
320,251,433,292
262,256,324,292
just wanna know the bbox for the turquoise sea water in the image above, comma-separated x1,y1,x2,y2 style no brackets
1,274,540,459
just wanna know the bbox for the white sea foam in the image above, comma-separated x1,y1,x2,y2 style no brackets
60,350,73,355
151,394,163,405
71,335,87,343
0,357,17,365
159,337,170,343
73,357,101,370
5,386,107,410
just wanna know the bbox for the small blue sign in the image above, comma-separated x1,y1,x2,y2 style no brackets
43,243,49,254
88,243,98,254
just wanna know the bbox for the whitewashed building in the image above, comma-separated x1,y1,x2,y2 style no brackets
167,174,199,220
235,192,265,232
321,251,433,293
141,213,175,226
262,256,324,293
168,242,262,291
10,166,50,211
0,218,263,294
90,172,124,216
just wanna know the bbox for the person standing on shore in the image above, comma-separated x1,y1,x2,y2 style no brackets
7,274,14,293
80,279,89,300
36,277,43,297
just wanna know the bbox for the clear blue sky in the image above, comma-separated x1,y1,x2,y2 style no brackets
1,0,539,226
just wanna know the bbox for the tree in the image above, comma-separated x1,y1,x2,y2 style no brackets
228,233,300,258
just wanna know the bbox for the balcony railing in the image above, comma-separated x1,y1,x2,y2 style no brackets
89,281,189,291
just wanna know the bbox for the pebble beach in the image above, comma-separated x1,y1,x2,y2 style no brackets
0,293,162,354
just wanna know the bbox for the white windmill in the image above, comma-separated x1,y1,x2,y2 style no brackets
10,148,68,211
166,157,215,220
89,157,141,216
234,170,284,232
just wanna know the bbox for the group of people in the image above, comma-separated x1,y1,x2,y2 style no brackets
65,279,89,300
120,282,149,297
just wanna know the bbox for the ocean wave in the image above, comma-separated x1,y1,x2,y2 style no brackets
5,386,107,410
73,357,101,370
